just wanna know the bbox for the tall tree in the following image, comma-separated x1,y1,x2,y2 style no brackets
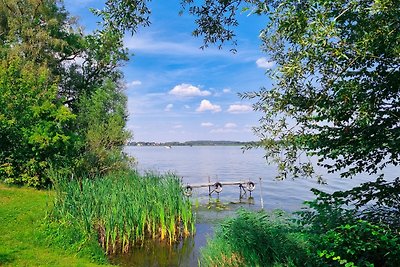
181,0,400,180
0,0,138,185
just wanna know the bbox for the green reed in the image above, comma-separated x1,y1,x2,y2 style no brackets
50,170,195,254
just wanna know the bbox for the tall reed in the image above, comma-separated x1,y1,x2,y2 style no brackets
50,170,195,254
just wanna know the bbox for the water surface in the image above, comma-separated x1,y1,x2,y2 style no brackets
125,145,398,212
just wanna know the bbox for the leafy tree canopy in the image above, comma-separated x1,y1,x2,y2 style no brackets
0,57,76,187
0,0,136,186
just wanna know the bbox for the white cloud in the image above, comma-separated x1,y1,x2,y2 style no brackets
124,33,231,57
173,124,183,129
126,80,142,88
223,88,231,93
224,123,237,128
164,104,173,111
196,100,221,113
201,122,214,127
184,105,190,109
227,104,253,113
256,57,275,69
210,128,238,133
169,83,211,97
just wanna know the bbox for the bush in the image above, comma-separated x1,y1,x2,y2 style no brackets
317,220,400,267
297,177,400,267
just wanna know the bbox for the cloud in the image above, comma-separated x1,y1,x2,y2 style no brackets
184,105,190,109
196,100,221,113
125,36,200,56
126,80,142,88
201,122,214,127
210,128,239,133
169,83,211,97
210,122,239,133
224,122,237,128
227,104,252,113
164,103,173,111
223,88,231,93
256,57,275,69
124,33,231,57
173,124,183,129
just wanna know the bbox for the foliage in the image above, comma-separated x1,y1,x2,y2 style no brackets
0,0,135,185
75,80,132,177
49,170,195,254
0,183,110,266
251,0,400,179
0,0,80,66
317,220,400,267
0,57,76,187
298,177,400,233
294,177,400,267
91,0,151,35
200,209,316,267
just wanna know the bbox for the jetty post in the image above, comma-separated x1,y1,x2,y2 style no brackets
259,177,264,210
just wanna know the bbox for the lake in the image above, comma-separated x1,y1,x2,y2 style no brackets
125,145,398,212
111,145,399,266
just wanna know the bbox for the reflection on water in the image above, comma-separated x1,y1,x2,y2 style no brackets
109,198,257,267
109,223,212,267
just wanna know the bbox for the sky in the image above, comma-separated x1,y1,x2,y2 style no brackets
65,1,274,142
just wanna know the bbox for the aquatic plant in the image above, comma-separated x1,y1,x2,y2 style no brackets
49,170,195,254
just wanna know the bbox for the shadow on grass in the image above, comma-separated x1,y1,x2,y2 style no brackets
0,252,15,265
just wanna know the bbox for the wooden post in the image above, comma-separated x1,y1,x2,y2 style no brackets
208,176,211,195
259,177,264,210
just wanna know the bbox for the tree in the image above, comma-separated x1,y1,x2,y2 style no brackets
181,0,400,180
0,0,138,185
75,80,132,177
0,57,76,187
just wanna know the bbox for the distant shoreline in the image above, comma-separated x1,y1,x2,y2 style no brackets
127,140,259,147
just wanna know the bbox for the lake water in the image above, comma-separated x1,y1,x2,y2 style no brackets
125,145,398,212
111,146,399,266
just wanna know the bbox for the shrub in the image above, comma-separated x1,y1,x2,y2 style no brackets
317,220,400,267
298,177,400,266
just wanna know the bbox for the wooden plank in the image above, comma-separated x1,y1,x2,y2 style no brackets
184,181,256,188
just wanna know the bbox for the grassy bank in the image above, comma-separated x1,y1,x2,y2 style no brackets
0,184,111,266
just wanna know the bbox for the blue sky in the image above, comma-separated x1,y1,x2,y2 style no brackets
66,1,274,142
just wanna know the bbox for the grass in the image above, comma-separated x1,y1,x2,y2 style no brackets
200,209,317,267
0,183,112,266
50,170,195,254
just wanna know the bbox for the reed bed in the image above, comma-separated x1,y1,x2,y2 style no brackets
50,171,195,254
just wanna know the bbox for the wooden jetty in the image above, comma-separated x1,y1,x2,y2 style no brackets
183,180,256,198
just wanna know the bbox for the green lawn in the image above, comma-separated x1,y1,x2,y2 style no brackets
0,184,112,267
